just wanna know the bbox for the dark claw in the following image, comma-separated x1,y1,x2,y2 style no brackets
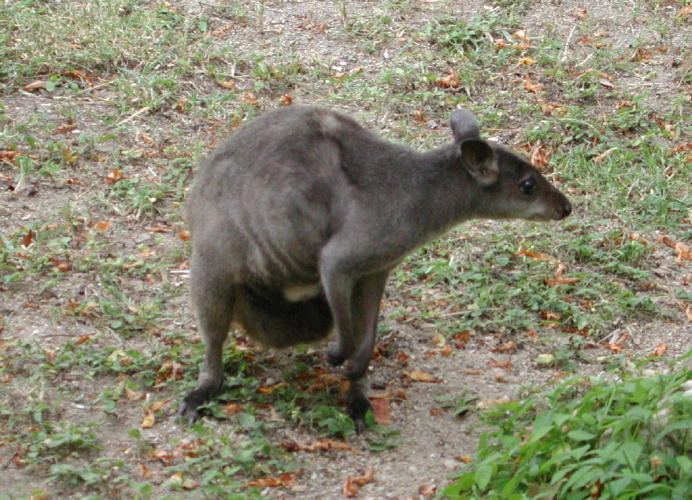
348,392,372,434
178,384,220,425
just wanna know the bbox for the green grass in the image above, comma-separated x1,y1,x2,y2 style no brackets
1,0,690,497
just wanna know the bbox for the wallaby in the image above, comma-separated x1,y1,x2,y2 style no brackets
180,105,572,431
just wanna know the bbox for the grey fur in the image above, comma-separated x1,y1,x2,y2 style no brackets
180,105,572,430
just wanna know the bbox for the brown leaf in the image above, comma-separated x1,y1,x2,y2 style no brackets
106,168,124,183
74,335,91,345
246,473,296,488
343,469,375,497
223,402,243,416
21,229,35,248
435,70,461,89
124,387,145,401
651,343,668,357
281,438,355,453
141,410,155,429
54,119,78,134
370,397,392,425
523,78,544,93
404,370,442,383
178,229,191,241
94,220,112,231
529,142,551,169
0,150,23,162
419,481,437,498
149,399,171,412
50,259,72,272
452,330,471,348
488,358,513,370
491,340,517,353
149,449,175,465
210,23,234,37
539,310,561,321
279,94,293,106
674,242,692,265
679,5,692,17
137,462,151,478
216,79,235,90
517,248,555,262
241,92,259,106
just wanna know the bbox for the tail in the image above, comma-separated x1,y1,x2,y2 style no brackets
234,285,333,348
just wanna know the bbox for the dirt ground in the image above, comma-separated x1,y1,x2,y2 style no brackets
1,1,690,499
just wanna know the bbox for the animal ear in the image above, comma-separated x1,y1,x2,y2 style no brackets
460,139,498,186
450,109,481,142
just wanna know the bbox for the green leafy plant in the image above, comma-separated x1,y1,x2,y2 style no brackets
442,363,692,499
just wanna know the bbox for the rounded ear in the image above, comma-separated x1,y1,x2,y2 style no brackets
460,139,498,186
450,109,480,142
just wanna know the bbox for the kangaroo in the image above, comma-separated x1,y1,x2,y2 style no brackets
179,105,572,431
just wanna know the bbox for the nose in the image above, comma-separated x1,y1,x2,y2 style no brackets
561,199,572,219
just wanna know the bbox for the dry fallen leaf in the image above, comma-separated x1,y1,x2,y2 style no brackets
246,473,296,488
106,168,124,183
489,358,513,370
21,229,35,248
343,469,375,498
141,410,155,429
404,370,442,383
491,340,517,353
435,70,461,89
651,343,668,357
94,220,112,231
137,462,151,478
54,120,78,134
523,78,544,93
517,248,555,262
216,79,235,90
419,481,437,498
124,387,145,401
369,397,392,425
529,142,551,169
149,449,175,465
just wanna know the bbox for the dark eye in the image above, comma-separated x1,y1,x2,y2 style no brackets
520,178,536,195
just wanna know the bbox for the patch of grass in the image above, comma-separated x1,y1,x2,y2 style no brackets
442,361,692,499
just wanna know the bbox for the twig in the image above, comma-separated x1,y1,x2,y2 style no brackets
560,24,578,63
116,106,150,127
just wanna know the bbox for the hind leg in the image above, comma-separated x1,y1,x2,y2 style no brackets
179,253,235,424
